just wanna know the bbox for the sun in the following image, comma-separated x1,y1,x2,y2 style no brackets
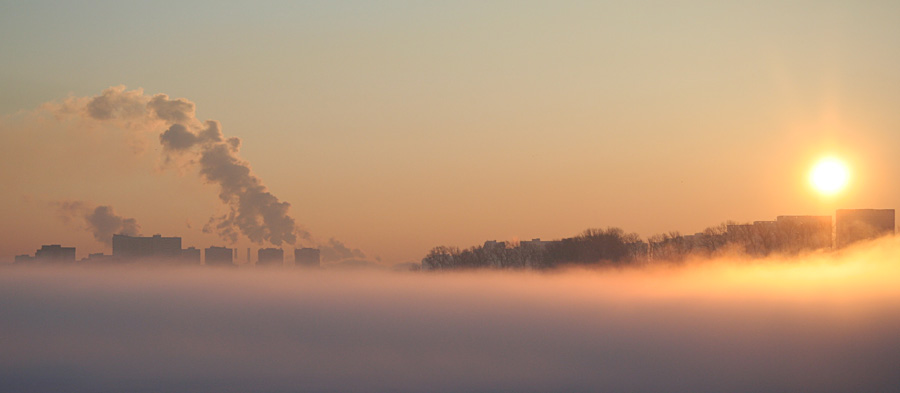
810,157,849,195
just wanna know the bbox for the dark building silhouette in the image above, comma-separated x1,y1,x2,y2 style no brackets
751,221,778,255
774,215,832,252
294,248,321,268
180,247,201,265
725,224,754,242
204,246,234,267
14,245,76,264
483,240,507,249
257,248,284,267
36,244,77,262
14,254,35,264
80,253,116,264
112,234,181,261
835,209,895,248
519,238,556,250
726,216,831,256
34,245,77,263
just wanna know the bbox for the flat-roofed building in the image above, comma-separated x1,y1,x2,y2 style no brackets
257,248,284,267
294,248,321,268
518,238,557,250
180,247,202,265
34,245,76,263
835,209,895,248
112,234,182,262
726,216,832,256
726,224,754,243
775,215,832,252
14,245,77,264
205,246,234,267
483,240,507,249
14,254,35,264
81,253,116,264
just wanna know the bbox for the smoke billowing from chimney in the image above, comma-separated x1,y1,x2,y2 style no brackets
320,238,367,262
56,201,140,244
51,86,306,247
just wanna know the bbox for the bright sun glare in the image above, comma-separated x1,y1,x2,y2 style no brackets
810,157,850,195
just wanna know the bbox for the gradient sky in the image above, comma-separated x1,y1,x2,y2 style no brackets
2,1,899,263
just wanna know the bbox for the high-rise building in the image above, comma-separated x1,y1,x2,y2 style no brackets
725,216,832,256
835,209,895,248
774,215,832,251
34,245,76,263
257,248,284,267
14,245,76,263
294,248,321,268
112,234,182,261
205,246,234,267
180,247,202,265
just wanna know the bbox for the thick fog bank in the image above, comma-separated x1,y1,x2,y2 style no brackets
3,238,900,392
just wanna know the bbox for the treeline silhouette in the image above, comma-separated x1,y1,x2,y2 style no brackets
422,219,839,270
423,227,648,270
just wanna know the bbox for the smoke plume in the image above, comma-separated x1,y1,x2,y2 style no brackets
50,86,303,246
56,201,140,244
320,238,367,262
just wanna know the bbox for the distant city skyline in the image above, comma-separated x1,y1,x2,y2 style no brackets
3,3,900,392
12,208,894,269
3,2,900,265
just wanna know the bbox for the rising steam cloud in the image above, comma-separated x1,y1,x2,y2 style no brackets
320,238,366,262
56,201,140,245
49,86,304,246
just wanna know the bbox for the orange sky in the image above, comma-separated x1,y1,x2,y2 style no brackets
2,2,899,264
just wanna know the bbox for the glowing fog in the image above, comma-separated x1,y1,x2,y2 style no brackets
2,237,900,392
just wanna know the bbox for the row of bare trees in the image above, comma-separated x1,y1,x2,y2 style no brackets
422,227,649,270
421,219,838,270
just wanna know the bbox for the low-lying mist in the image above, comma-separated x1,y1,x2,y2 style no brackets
3,238,900,392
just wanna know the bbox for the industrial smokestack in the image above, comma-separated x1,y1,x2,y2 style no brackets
42,86,369,261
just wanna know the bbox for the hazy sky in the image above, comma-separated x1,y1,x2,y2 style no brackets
2,1,900,263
